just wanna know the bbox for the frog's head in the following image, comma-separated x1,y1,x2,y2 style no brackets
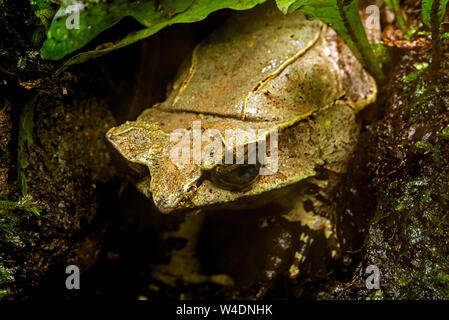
107,101,360,214
106,112,282,214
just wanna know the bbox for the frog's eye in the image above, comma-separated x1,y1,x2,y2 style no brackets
209,163,260,191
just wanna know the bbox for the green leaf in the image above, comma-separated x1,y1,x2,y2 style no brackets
422,0,449,28
42,0,195,61
17,96,36,197
422,0,448,70
0,201,19,212
0,196,40,216
384,0,408,32
17,96,40,217
279,0,385,83
42,0,266,64
32,25,47,49
400,62,429,83
30,0,57,30
29,0,53,10
275,0,302,14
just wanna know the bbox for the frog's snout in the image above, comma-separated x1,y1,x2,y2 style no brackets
153,192,185,214
153,193,194,215
151,180,200,214
155,202,179,215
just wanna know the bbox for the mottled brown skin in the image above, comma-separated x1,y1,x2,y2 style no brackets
106,3,377,297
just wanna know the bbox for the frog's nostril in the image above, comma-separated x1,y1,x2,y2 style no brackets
186,185,197,194
184,177,203,194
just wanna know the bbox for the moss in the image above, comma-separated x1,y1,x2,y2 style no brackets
393,177,429,213
368,149,449,298
0,93,117,299
376,167,449,298
416,141,443,166
0,205,35,299
334,51,449,300
0,210,24,245
440,125,449,138
400,63,428,83
405,84,444,123
0,262,15,299
365,290,383,300
399,60,449,124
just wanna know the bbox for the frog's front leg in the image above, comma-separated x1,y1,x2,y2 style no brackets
151,212,234,290
253,218,314,299
255,176,342,298
286,230,315,280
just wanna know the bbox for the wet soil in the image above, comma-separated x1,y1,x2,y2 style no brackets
329,53,449,300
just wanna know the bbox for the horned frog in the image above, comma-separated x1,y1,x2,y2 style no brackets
106,2,377,298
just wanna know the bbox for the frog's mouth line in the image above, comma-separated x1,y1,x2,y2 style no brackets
110,100,356,215
144,165,328,216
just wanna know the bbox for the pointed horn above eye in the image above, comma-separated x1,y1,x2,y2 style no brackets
106,121,167,165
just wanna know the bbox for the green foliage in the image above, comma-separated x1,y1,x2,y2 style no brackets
441,124,449,138
371,43,392,65
275,0,301,14
416,140,443,166
365,290,383,300
384,0,408,32
30,0,57,30
0,261,15,299
0,96,40,218
0,196,40,217
275,0,385,83
422,0,449,28
422,0,449,70
16,96,40,217
401,62,429,83
0,209,23,299
32,25,47,49
41,0,266,65
400,62,449,124
404,24,421,40
374,168,449,299
29,0,53,10
18,97,35,197
30,0,57,48
39,0,388,83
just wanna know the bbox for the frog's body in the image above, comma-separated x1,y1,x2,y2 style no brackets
107,3,376,298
